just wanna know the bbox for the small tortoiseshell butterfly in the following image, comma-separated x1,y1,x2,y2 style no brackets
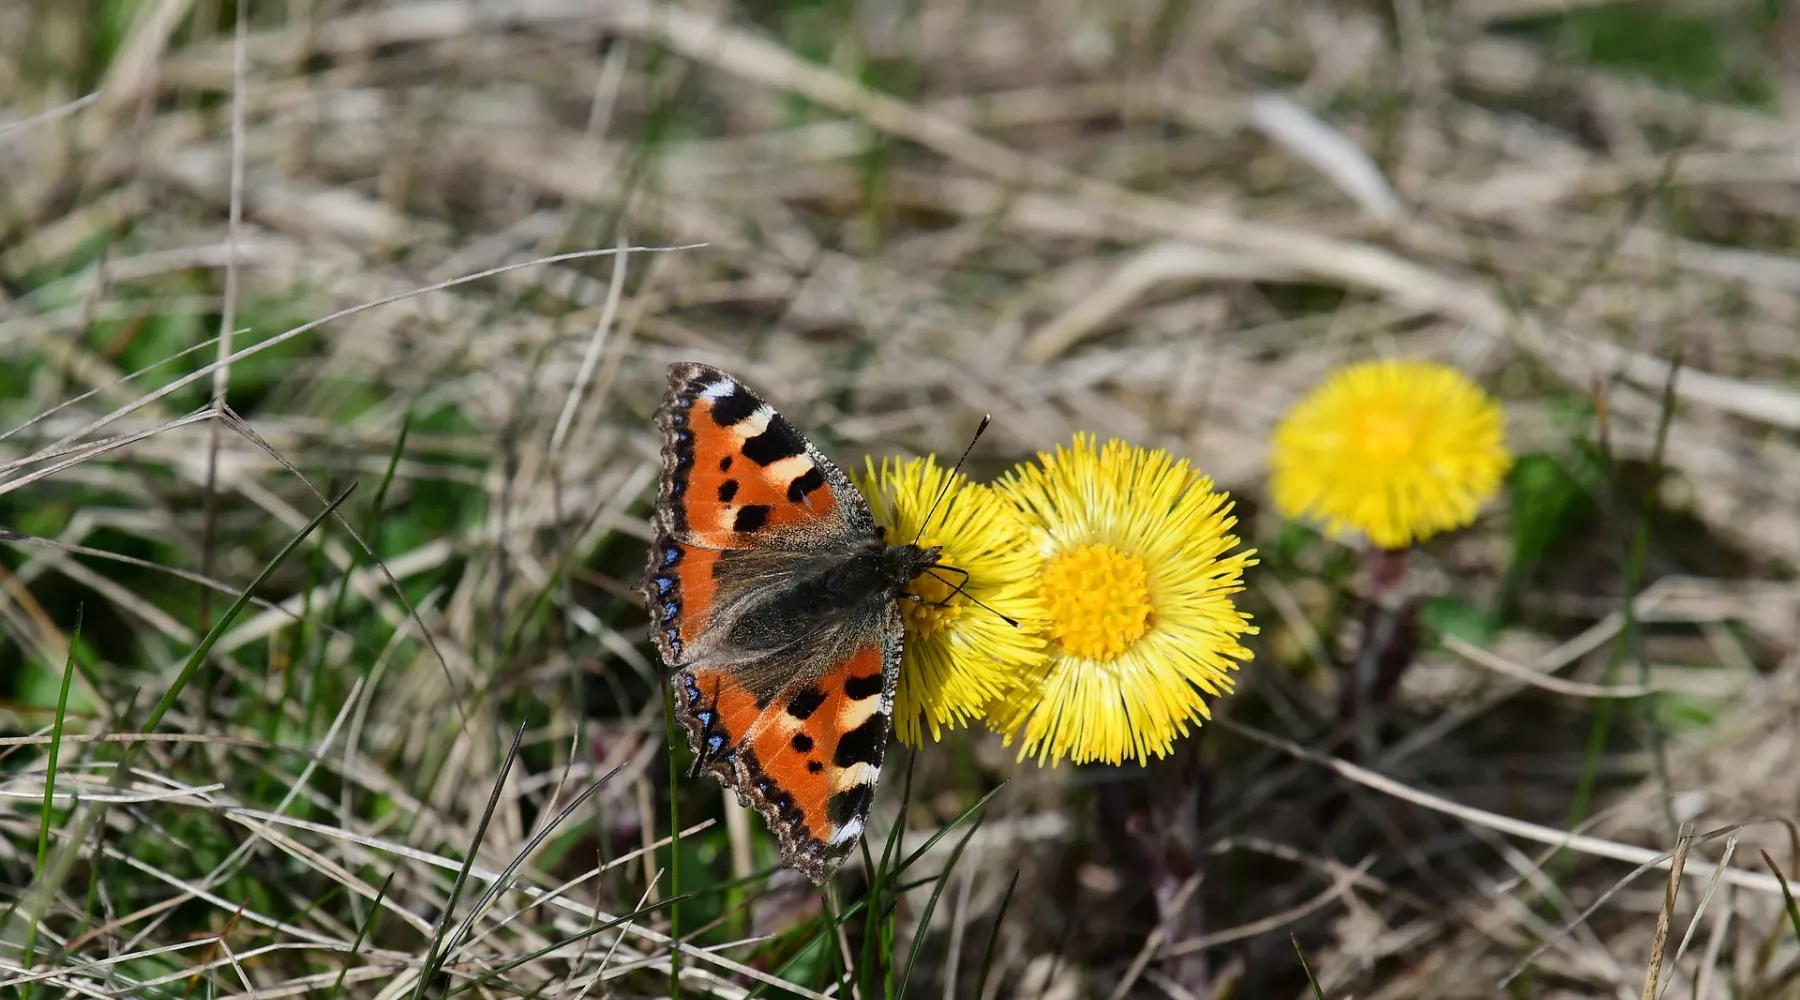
642,362,942,883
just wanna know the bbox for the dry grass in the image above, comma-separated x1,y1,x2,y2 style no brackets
4,0,1800,997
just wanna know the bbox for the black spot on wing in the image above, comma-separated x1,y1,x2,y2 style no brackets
717,480,739,503
719,455,733,472
710,384,760,426
807,760,823,773
733,504,770,533
741,418,806,466
787,465,827,503
786,686,827,720
843,673,884,701
833,713,887,768
828,783,873,826
791,732,813,753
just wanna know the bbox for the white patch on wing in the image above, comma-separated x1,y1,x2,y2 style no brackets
699,379,740,402
836,696,882,731
755,710,801,739
828,816,864,847
731,403,774,437
763,454,815,489
832,762,877,791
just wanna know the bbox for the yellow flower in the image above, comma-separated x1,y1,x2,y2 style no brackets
855,457,1046,745
986,436,1257,766
1270,358,1510,549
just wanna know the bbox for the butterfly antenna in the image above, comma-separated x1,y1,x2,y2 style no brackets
924,569,1020,628
911,414,992,546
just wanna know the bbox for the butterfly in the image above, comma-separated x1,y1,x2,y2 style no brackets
641,362,943,883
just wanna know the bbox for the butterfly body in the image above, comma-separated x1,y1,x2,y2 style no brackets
643,362,939,883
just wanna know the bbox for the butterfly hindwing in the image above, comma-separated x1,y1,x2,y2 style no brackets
672,614,899,882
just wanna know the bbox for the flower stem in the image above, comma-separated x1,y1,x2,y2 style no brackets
1334,544,1423,759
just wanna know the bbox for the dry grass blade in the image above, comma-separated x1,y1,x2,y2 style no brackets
1442,634,1661,698
9,246,702,476
1160,859,1377,959
1248,93,1403,223
1641,824,1694,1000
1223,718,1796,898
1659,831,1740,1000
1108,875,1202,1000
0,92,97,140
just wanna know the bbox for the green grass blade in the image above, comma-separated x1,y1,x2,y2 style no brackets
894,784,1005,877
857,748,918,998
324,871,395,1000
971,869,1020,1000
878,748,918,881
366,410,413,527
306,412,411,740
138,485,356,737
0,485,353,955
412,718,530,999
291,533,327,741
1292,934,1326,1000
893,799,991,1000
1761,850,1800,945
444,893,692,999
742,912,845,1000
813,885,852,1000
662,672,684,998
22,604,84,991
441,765,624,959
34,604,82,872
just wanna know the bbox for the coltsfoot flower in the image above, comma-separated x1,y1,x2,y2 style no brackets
985,436,1257,766
1270,358,1510,549
855,457,1046,746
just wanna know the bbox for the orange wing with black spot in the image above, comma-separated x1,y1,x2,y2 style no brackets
654,363,857,548
644,363,869,659
673,635,897,883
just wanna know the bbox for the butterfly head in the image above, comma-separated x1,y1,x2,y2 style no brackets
879,539,944,593
861,525,939,587
833,534,940,601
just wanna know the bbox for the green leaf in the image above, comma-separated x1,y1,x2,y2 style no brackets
16,661,93,714
1494,3,1777,105
1655,692,1724,733
1507,452,1596,570
1419,595,1498,648
1272,519,1324,561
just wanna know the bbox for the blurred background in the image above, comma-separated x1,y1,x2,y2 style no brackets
4,1,1800,997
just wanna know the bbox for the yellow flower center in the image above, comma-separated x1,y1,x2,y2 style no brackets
1041,542,1153,662
1352,408,1424,464
902,568,962,640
